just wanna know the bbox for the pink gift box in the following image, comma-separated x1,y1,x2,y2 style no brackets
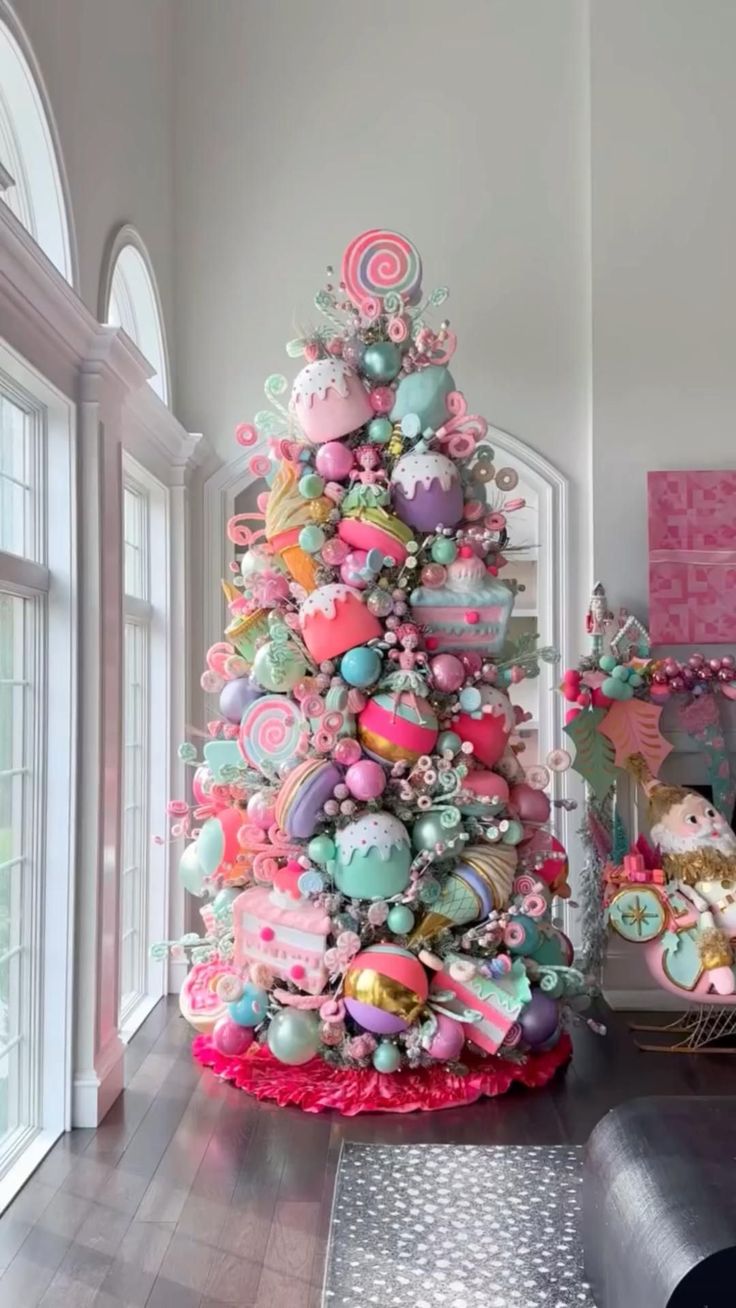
648,470,736,643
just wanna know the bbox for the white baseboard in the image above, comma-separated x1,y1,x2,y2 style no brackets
72,1034,125,1127
603,987,687,1012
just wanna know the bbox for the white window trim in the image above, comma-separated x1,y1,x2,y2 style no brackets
0,0,78,287
0,342,76,1214
99,224,171,407
118,456,170,1043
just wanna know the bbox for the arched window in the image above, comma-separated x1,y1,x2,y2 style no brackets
0,2,76,283
102,227,170,406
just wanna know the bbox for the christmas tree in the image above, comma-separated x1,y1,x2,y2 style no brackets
164,230,590,1112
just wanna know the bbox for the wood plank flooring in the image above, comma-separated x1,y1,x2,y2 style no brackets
0,996,734,1307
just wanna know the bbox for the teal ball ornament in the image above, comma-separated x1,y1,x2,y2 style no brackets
308,834,336,865
340,645,383,689
611,665,629,681
252,639,308,692
267,1009,321,1065
387,904,415,935
334,812,412,900
178,843,206,897
507,913,541,956
501,819,525,846
390,365,455,429
437,730,462,756
298,524,326,554
599,653,617,673
412,809,465,856
361,342,402,384
372,1040,401,1073
228,983,268,1028
601,675,633,701
298,472,325,500
367,417,393,444
431,537,457,565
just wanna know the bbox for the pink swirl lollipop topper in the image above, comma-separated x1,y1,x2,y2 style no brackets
341,229,423,307
237,695,303,777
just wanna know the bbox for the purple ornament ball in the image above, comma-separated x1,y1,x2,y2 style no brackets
219,676,262,724
518,991,560,1048
426,1012,465,1061
212,1016,255,1058
345,999,407,1036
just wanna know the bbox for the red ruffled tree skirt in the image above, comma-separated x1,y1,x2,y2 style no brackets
192,1033,572,1115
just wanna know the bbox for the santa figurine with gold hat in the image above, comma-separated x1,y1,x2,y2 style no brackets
629,754,736,995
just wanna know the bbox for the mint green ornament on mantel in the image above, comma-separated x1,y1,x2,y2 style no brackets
372,1040,401,1073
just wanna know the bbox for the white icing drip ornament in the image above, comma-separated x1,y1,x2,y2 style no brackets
335,813,411,864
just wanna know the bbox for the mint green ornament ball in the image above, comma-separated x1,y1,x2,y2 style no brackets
178,843,206,897
372,1040,401,1073
299,524,325,554
361,342,402,384
213,887,239,919
431,538,457,565
267,1009,321,1066
601,675,633,701
611,665,629,681
298,472,324,500
628,671,644,688
387,904,415,935
501,819,525,846
253,639,307,692
437,730,462,756
367,417,392,444
308,834,336,865
599,654,617,673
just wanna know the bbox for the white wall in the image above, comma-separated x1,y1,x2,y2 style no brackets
11,0,176,370
590,0,736,615
173,0,593,648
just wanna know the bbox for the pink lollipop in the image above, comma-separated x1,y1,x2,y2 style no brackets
238,696,303,776
341,229,423,306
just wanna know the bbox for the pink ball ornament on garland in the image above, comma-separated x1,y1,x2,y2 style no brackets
315,440,355,481
429,652,466,694
344,759,387,801
426,1012,465,1061
212,1016,255,1058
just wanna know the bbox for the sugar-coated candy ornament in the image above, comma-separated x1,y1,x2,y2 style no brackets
252,639,308,693
212,1017,255,1058
267,1009,321,1065
340,645,383,688
344,944,428,1034
366,588,394,618
361,341,402,383
315,441,354,481
426,1012,465,1061
344,759,387,801
219,676,262,724
387,904,415,935
228,983,269,1028
430,652,466,693
372,1040,401,1073
320,536,350,567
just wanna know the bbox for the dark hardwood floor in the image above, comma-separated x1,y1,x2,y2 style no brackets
0,996,733,1307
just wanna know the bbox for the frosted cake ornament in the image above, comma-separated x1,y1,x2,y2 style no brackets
157,229,589,1115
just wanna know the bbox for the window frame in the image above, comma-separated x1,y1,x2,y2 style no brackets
0,342,76,1213
100,226,171,407
118,455,170,1041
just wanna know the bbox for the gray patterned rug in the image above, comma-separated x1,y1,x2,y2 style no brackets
323,1143,595,1308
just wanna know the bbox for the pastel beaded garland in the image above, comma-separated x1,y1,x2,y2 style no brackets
343,944,428,1035
333,812,412,900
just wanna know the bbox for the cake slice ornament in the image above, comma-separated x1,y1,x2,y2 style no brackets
159,227,587,1116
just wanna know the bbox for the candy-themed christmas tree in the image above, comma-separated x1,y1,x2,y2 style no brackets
165,230,591,1113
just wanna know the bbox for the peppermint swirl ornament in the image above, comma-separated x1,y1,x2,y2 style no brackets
341,229,423,309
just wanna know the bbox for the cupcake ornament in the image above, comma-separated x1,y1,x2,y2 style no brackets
290,358,373,445
391,448,464,532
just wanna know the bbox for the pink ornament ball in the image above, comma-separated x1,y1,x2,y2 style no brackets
340,550,371,589
345,759,387,801
430,653,466,694
510,783,551,825
246,790,275,830
212,1016,255,1058
426,1012,465,1061
315,441,355,481
334,737,363,767
463,770,510,805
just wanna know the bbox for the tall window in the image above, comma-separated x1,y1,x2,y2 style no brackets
0,346,75,1205
0,6,75,282
104,229,170,405
120,464,168,1037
